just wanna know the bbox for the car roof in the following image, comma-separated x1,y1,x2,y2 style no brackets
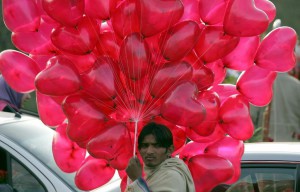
0,111,36,124
243,142,300,162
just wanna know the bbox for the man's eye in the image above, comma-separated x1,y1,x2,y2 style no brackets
140,144,148,148
153,143,162,148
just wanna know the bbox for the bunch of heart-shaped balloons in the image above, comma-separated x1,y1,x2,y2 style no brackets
0,0,297,191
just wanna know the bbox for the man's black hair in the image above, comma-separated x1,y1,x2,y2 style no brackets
138,122,173,149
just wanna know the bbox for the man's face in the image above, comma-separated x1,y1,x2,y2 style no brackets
139,134,171,167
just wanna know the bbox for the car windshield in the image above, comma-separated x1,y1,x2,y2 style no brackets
0,118,81,191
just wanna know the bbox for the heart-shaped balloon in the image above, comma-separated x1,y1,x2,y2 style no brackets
0,50,40,92
29,53,56,71
161,81,206,127
236,65,277,106
95,31,121,62
75,156,115,190
63,52,97,74
199,0,227,25
205,59,227,85
42,0,84,27
224,0,269,37
35,56,82,96
85,0,119,20
136,0,184,37
255,27,297,72
52,123,86,173
150,60,193,98
194,26,240,63
209,84,239,104
37,91,66,127
81,56,117,101
51,16,99,55
254,0,276,24
189,58,214,91
191,90,220,136
62,94,108,143
205,136,244,184
186,124,225,143
111,0,140,38
87,122,132,161
119,33,151,80
223,36,259,70
219,94,254,140
188,154,234,192
179,142,208,162
2,0,40,32
179,0,201,22
159,20,201,61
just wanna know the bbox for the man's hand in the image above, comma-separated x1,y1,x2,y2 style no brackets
126,157,142,181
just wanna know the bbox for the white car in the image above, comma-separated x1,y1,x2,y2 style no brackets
1,111,300,192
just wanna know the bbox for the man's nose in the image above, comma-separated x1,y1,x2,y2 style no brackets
145,145,155,153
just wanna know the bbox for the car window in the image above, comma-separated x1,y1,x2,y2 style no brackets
226,165,296,192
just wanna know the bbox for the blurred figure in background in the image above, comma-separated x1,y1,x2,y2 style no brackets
0,75,31,112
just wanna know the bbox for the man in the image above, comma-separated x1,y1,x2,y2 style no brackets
0,75,31,112
126,122,195,192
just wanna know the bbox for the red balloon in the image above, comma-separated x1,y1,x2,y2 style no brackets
136,0,184,37
205,59,226,85
194,26,240,63
186,124,225,143
223,36,259,70
205,136,244,184
85,0,119,20
52,123,86,173
209,84,239,104
62,94,108,143
188,154,234,192
29,52,56,71
159,20,201,61
150,60,193,98
95,31,121,62
255,27,297,72
199,0,227,25
35,56,81,96
0,50,40,92
81,56,117,100
237,65,277,106
87,122,132,161
51,16,99,55
219,94,254,140
42,0,84,27
63,52,97,74
224,0,269,37
161,81,206,127
179,142,208,162
254,0,276,24
179,0,201,23
119,33,151,80
191,90,220,136
75,156,115,190
36,92,66,127
2,0,40,32
111,0,140,38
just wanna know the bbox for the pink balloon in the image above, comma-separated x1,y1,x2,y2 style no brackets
219,94,254,140
136,0,184,37
237,65,277,106
199,0,227,25
42,0,84,27
75,156,115,190
161,81,206,127
179,0,201,22
186,124,225,143
29,53,56,71
81,56,117,100
254,0,276,24
205,136,244,184
63,52,97,74
111,0,140,38
87,122,132,160
191,90,220,136
85,0,119,20
0,50,40,92
62,94,108,143
51,16,99,55
150,60,193,98
159,20,201,61
209,84,239,104
119,33,151,80
223,36,259,70
224,0,269,37
255,27,297,72
194,26,240,63
188,154,234,192
205,59,226,85
52,123,86,173
36,92,66,127
95,31,121,62
2,0,40,32
35,56,81,96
